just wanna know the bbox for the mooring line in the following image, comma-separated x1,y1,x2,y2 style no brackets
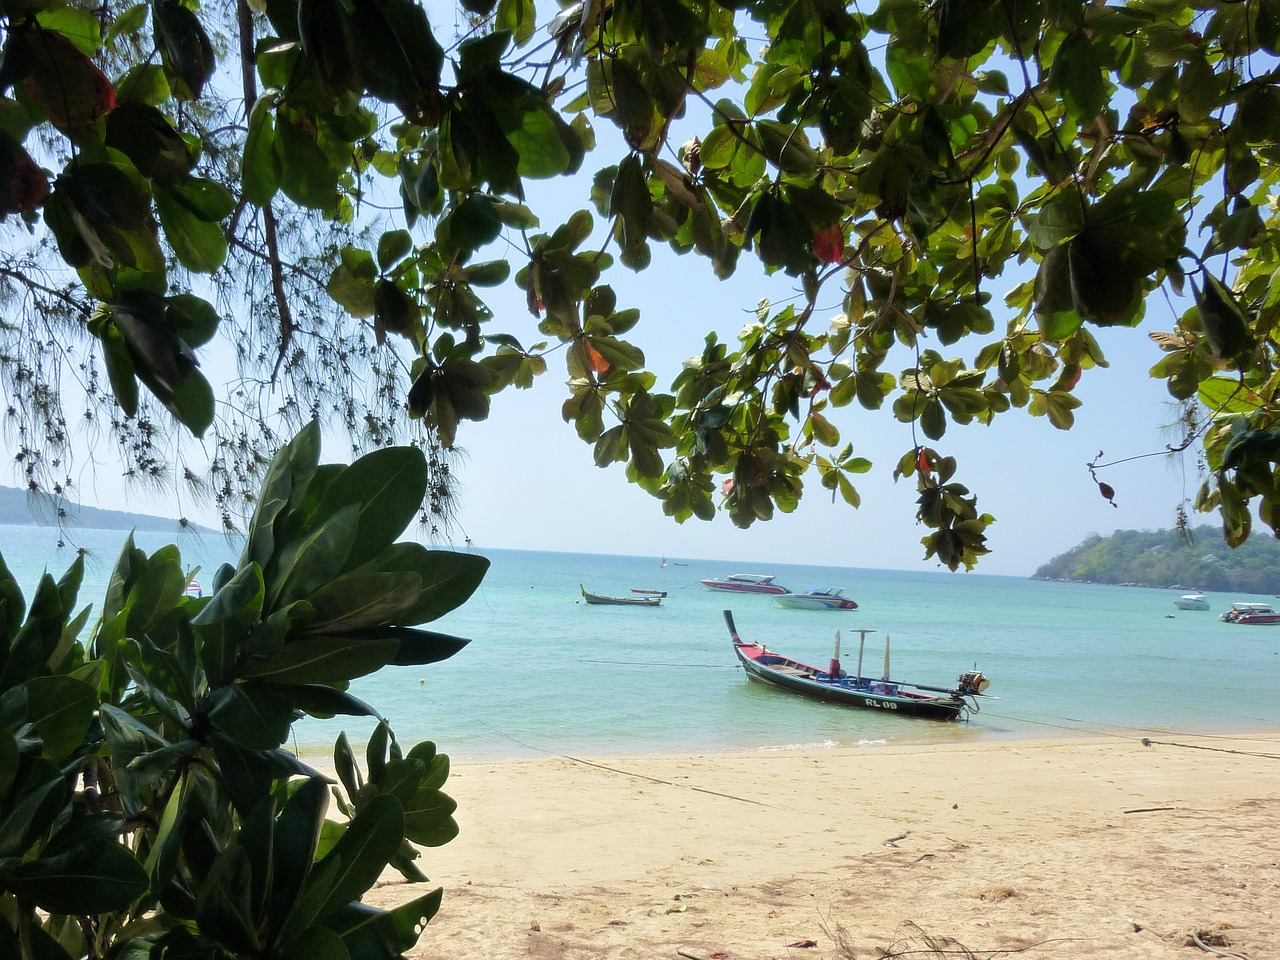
981,711,1280,760
419,695,772,806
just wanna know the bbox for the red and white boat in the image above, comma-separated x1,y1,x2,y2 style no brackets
700,573,789,595
1219,602,1280,624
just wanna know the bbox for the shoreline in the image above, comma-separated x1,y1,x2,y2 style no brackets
348,733,1280,959
294,714,1280,765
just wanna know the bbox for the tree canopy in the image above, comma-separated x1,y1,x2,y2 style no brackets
1,0,1278,567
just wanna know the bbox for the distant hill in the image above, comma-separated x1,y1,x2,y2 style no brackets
0,485,216,534
1032,525,1280,592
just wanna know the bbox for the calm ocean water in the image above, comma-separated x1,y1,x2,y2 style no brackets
3,524,1278,761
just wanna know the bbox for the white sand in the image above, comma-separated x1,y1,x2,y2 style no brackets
359,734,1280,959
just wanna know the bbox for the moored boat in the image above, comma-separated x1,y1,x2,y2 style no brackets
724,611,991,721
701,573,789,595
772,588,858,611
1219,602,1280,624
1173,593,1209,610
580,584,663,607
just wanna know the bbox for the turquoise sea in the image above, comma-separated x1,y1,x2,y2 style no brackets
3,524,1278,761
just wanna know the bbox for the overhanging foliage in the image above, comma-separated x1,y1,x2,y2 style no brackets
1,0,1279,568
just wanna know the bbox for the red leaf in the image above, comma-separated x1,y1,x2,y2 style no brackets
813,224,844,263
21,30,116,136
583,339,609,374
0,136,49,213
917,448,930,473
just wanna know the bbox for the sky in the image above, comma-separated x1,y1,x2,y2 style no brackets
22,7,1220,579
437,239,1205,577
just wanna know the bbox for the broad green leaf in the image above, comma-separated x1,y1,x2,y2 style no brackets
266,776,329,935
377,229,413,270
329,888,442,953
352,545,489,624
153,0,214,99
195,844,259,954
242,420,322,573
243,91,281,206
0,761,66,859
154,184,230,273
208,682,294,750
192,561,264,685
21,675,95,759
285,794,404,938
265,503,360,610
240,634,398,684
313,446,428,570
8,839,149,914
304,572,422,632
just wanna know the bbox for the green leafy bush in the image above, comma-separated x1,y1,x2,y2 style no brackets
0,420,488,959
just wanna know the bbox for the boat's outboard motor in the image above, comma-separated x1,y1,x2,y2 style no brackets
957,670,990,695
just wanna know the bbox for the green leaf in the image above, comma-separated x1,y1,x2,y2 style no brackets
0,761,66,859
242,420,322,574
21,675,95,759
330,888,442,954
243,91,281,206
8,838,149,914
265,503,361,609
104,102,192,181
377,229,413,270
285,794,405,938
328,248,379,318
195,844,260,954
268,776,329,931
192,561,264,685
305,572,423,632
208,682,294,750
155,183,228,272
152,0,215,99
240,633,398,684
352,545,488,625
1048,30,1108,123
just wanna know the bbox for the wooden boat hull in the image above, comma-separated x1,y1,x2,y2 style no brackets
723,611,986,722
581,585,662,606
734,644,964,719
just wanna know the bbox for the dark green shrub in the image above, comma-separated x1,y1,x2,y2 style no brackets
0,421,487,958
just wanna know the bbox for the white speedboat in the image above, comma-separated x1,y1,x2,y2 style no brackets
700,573,789,595
1173,593,1209,611
772,588,859,611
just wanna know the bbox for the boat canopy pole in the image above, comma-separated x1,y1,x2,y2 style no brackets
854,628,875,683
883,634,891,681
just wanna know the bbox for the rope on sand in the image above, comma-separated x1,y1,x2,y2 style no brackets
1189,929,1251,960
982,712,1280,760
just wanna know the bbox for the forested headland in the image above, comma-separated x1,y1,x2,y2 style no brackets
1032,527,1280,593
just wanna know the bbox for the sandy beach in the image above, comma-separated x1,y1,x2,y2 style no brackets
362,734,1280,959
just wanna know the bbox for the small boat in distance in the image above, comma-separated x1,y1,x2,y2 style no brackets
724,612,991,721
773,588,858,611
1219,602,1280,624
701,573,789,595
580,584,663,607
631,588,667,597
1173,593,1209,610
